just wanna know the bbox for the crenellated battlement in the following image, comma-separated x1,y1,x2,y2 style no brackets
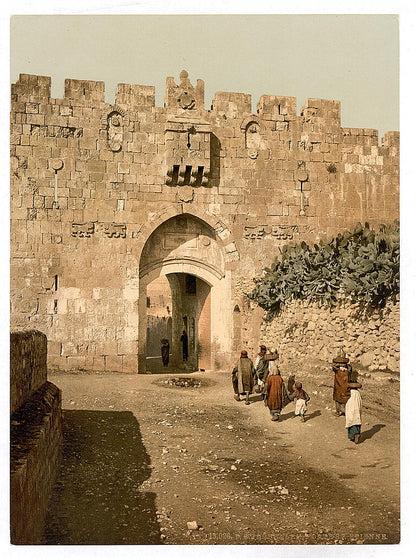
10,72,354,131
12,71,400,148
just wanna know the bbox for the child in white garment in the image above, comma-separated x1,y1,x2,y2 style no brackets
288,381,310,422
345,382,362,444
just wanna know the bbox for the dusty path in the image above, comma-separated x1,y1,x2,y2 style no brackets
42,366,399,545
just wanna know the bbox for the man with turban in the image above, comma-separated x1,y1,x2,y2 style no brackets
232,350,255,405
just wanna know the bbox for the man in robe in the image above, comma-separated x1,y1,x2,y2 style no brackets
232,350,255,405
161,339,170,367
255,345,278,404
254,345,269,384
332,349,352,416
180,330,188,361
266,361,288,421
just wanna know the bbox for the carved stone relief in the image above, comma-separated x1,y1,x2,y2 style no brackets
163,233,198,249
71,223,94,238
71,222,126,239
165,70,204,110
107,111,123,151
243,224,301,240
103,106,128,152
240,118,265,158
177,186,195,203
101,223,127,238
29,125,83,138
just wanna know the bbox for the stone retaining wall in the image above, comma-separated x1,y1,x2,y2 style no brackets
260,299,400,372
10,331,62,544
235,278,399,373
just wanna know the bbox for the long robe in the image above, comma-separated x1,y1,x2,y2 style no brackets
232,357,255,394
161,342,169,366
333,366,350,404
254,355,269,382
266,374,287,411
345,389,362,428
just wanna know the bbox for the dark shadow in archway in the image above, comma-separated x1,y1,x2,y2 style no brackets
41,410,160,545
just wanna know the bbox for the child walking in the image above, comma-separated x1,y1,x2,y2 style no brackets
289,381,310,422
345,382,362,444
265,360,287,421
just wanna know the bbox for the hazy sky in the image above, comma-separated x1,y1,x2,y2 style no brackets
10,14,399,138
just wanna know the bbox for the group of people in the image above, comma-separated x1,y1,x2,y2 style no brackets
232,345,310,422
232,345,362,443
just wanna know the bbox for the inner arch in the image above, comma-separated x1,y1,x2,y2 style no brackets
138,214,230,373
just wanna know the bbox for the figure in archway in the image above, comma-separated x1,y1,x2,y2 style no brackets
180,330,189,361
161,339,170,367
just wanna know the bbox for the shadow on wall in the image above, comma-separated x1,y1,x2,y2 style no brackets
41,410,160,545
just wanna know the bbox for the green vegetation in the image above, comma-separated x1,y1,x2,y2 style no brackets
249,222,399,319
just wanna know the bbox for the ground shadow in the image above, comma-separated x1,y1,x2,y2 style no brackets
277,410,296,422
359,423,386,443
250,393,265,404
304,410,322,422
41,410,160,545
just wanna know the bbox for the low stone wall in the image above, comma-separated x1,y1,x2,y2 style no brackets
10,330,62,544
10,330,48,414
259,298,400,373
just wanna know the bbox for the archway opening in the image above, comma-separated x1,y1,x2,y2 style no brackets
166,272,211,372
144,272,211,373
138,213,231,373
145,275,172,372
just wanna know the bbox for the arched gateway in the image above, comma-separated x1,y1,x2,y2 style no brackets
138,213,231,372
10,71,399,375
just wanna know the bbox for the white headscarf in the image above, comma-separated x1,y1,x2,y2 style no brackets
268,359,280,375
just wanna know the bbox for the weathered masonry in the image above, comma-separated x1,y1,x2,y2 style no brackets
10,71,399,373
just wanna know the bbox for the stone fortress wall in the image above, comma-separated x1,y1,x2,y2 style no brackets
10,70,399,373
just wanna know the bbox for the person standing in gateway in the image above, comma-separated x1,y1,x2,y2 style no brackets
161,339,170,367
180,330,188,362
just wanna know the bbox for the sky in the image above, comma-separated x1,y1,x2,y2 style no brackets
10,13,399,138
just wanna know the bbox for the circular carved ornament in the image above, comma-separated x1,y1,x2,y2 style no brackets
109,141,122,152
248,149,258,159
50,158,64,171
111,115,121,126
296,170,309,182
178,186,194,203
178,91,196,110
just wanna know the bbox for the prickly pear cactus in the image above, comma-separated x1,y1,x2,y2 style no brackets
249,222,399,319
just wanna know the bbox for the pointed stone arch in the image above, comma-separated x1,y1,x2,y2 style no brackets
137,212,233,372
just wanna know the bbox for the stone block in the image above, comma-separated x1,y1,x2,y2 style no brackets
105,355,123,371
122,354,139,373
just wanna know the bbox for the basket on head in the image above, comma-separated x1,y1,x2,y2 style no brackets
333,348,349,364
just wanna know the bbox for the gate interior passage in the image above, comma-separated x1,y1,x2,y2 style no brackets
138,214,231,373
145,273,211,372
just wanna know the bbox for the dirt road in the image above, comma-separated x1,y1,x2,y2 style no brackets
42,364,399,545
